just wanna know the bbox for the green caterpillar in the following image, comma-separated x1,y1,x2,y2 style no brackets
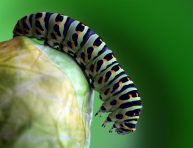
13,12,142,135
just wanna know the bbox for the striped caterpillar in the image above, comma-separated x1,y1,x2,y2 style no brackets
13,12,142,135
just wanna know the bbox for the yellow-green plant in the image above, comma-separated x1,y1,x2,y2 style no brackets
0,37,94,148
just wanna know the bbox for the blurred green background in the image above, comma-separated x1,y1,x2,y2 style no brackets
0,0,193,148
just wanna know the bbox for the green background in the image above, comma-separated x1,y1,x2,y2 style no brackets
0,0,192,148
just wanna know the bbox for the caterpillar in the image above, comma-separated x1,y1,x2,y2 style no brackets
13,12,142,135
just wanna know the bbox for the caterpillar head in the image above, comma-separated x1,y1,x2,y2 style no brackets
13,16,31,37
13,21,23,37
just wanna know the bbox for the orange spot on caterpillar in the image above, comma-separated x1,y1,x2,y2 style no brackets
93,45,98,48
77,31,81,35
56,22,61,26
111,70,116,74
103,59,107,62
129,94,133,98
119,82,123,86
